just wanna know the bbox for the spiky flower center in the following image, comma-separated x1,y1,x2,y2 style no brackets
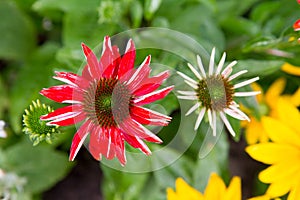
84,78,131,128
23,100,59,145
196,75,234,111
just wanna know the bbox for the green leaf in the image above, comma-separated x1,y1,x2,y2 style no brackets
101,165,150,200
0,139,73,194
192,132,229,191
0,75,8,119
9,42,60,133
130,0,143,28
220,17,260,36
0,0,35,60
233,60,284,78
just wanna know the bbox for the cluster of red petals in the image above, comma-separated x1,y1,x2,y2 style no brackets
40,36,173,165
293,19,300,32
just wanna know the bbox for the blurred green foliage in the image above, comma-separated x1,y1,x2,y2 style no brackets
0,0,299,199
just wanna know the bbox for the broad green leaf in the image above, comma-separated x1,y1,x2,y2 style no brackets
0,139,73,194
216,0,259,16
233,60,284,78
0,0,35,60
193,132,229,191
9,42,60,133
219,17,260,36
101,165,149,200
130,0,143,28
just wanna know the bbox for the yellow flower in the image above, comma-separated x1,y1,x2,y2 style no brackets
246,98,300,199
243,78,300,144
281,63,300,76
167,173,241,200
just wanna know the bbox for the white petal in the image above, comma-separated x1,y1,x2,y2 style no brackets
234,91,261,97
229,105,250,121
212,110,217,136
215,52,226,75
194,108,206,130
207,109,213,128
197,55,207,78
221,61,237,78
177,90,197,96
184,80,198,89
233,77,259,89
177,95,198,100
187,63,202,80
185,102,200,116
177,71,198,85
228,70,248,81
224,108,247,121
209,48,216,76
220,112,236,136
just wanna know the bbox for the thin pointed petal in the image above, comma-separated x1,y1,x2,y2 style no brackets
81,43,102,78
228,70,248,81
234,91,261,97
185,102,200,116
215,52,226,75
187,63,202,79
194,108,206,130
220,112,236,136
209,48,215,76
212,111,217,136
133,86,174,105
233,77,259,89
197,55,206,78
118,39,136,78
222,61,237,78
177,71,198,85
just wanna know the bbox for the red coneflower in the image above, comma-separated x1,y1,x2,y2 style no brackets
40,36,173,165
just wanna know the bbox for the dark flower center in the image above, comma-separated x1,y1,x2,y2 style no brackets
83,78,131,127
195,75,234,111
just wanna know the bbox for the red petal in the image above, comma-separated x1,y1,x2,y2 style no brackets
41,104,82,120
40,85,83,103
100,36,121,78
123,133,151,155
133,85,174,106
119,118,162,143
54,71,89,89
118,39,136,78
126,56,151,91
47,112,86,126
69,120,92,161
130,106,171,126
133,70,170,96
293,19,300,31
81,43,102,79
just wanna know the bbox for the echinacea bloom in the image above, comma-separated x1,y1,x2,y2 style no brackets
243,78,300,144
0,120,6,138
40,36,173,165
177,48,259,136
167,173,241,200
246,98,300,199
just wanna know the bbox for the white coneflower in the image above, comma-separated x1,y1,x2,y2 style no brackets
0,120,7,138
177,48,260,136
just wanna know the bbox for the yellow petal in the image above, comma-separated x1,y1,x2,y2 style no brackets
262,116,300,148
175,178,203,200
251,82,264,103
290,87,300,106
204,173,226,199
276,98,300,133
266,181,291,198
281,63,300,76
288,181,300,200
265,78,286,109
245,117,268,144
259,160,300,184
167,188,178,200
224,176,241,200
246,143,300,164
